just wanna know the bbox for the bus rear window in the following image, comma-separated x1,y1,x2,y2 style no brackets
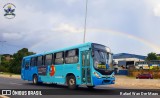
25,61,30,69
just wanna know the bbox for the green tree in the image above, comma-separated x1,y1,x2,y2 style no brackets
146,52,158,61
0,55,11,72
9,48,35,74
1,60,11,72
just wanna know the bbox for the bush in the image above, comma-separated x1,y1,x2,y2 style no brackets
0,65,9,72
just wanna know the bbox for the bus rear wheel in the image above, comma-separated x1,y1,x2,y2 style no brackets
33,75,41,85
67,75,77,90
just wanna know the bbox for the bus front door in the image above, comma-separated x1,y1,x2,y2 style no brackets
81,50,91,85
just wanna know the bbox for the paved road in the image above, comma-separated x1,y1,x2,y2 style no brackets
0,77,159,98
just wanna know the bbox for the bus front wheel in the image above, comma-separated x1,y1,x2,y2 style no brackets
87,86,95,89
67,75,77,90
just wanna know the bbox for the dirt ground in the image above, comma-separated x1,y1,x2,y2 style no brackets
107,75,160,89
0,74,160,89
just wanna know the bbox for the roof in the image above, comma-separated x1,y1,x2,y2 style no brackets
113,53,146,60
24,42,94,59
157,54,160,56
23,42,111,59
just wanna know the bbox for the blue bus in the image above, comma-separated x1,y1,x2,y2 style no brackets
21,43,115,89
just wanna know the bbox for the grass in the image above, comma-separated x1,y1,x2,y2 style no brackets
0,72,20,75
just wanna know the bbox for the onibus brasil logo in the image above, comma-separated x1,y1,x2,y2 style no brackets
3,3,16,19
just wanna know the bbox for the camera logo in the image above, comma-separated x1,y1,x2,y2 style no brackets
2,90,11,95
3,3,16,19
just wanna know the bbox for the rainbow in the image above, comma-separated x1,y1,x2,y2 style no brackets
88,29,160,52
30,28,160,53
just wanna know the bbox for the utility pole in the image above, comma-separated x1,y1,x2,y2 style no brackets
0,41,6,66
83,0,88,43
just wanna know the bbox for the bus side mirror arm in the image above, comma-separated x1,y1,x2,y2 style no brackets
92,51,94,57
89,48,94,57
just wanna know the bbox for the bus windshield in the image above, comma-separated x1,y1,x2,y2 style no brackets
92,43,113,73
94,50,108,65
94,50,112,69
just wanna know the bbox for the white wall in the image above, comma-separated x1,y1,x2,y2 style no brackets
114,58,144,65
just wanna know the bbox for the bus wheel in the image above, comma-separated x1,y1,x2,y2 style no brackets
67,75,77,90
33,75,38,85
87,86,95,89
140,67,143,70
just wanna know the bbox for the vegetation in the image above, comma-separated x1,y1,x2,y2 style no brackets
146,52,160,61
0,48,35,74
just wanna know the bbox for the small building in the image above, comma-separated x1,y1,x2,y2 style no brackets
2,54,13,61
113,53,146,69
112,53,146,75
157,54,160,57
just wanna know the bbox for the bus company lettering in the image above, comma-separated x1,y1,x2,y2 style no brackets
28,91,42,95
12,90,27,95
12,90,42,95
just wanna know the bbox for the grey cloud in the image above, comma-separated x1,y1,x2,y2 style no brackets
0,0,160,55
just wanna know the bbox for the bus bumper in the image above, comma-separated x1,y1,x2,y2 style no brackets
92,77,115,86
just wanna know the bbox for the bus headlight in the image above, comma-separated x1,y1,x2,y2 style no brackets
94,72,101,78
112,74,115,78
94,61,99,68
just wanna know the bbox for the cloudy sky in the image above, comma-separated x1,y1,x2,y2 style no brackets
0,0,160,55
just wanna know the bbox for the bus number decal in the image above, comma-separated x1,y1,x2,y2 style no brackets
97,64,106,69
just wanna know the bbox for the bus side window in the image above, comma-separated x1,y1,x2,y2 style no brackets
54,52,64,65
31,57,37,66
65,49,79,64
37,56,43,66
45,54,53,65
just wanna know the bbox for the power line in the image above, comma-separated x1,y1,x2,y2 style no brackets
83,0,88,43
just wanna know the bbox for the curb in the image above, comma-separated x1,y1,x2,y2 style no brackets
0,75,20,79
